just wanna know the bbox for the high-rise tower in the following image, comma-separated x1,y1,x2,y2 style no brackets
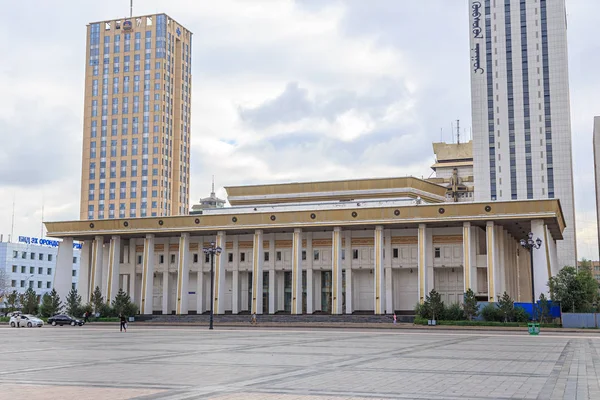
80,14,192,220
469,0,576,267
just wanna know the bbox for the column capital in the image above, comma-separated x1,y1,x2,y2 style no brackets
294,228,302,233
95,235,104,242
418,223,426,230
145,233,155,239
334,226,342,232
375,225,383,231
486,221,494,228
111,235,120,241
180,232,189,238
463,221,471,228
254,229,263,235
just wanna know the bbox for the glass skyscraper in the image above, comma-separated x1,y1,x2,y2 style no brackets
80,14,192,220
469,0,576,267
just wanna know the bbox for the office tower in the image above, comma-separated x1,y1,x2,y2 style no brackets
80,14,192,220
469,0,576,267
594,117,600,257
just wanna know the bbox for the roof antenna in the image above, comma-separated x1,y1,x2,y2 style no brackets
456,119,460,144
211,175,215,196
130,0,133,18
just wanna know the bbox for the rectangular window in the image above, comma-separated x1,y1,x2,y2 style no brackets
302,250,306,261
47,268,52,275
276,251,282,261
170,254,175,264
193,253,198,263
47,282,51,289
240,252,245,262
72,270,77,277
352,249,359,260
137,255,142,264
11,280,16,287
264,252,270,262
393,248,399,258
313,250,320,261
38,281,42,289
13,250,18,258
38,253,43,261
205,253,210,263
227,253,233,263
30,267,34,274
21,266,25,273
434,248,441,258
12,265,17,273
48,254,53,262
38,267,43,274
159,255,164,264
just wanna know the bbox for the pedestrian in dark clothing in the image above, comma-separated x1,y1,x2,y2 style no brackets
84,311,89,323
120,314,127,332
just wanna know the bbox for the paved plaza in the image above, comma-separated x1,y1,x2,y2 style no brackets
0,325,599,399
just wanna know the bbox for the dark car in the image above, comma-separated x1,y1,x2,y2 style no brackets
47,314,84,326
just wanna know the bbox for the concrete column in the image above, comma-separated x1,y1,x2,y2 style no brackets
106,236,121,304
214,231,227,314
78,241,91,303
462,222,472,293
101,245,109,299
496,227,506,296
162,271,169,314
332,227,343,315
306,232,313,314
251,230,264,314
268,234,276,314
374,226,384,314
232,269,239,314
176,233,190,315
384,229,393,314
89,236,104,302
196,271,204,314
418,224,428,304
268,268,276,314
140,234,155,315
486,222,498,302
344,231,353,314
291,228,303,314
531,220,550,299
54,237,74,301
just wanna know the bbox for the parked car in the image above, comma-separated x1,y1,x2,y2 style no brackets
47,314,84,326
9,314,44,328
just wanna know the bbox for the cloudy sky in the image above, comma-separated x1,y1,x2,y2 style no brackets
0,0,598,260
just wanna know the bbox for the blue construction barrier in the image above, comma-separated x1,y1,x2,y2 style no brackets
472,301,561,321
562,313,598,328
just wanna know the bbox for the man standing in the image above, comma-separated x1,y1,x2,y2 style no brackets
119,314,127,332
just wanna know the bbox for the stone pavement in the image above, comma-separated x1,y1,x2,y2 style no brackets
0,325,599,399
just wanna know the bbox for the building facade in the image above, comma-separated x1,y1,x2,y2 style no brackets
80,14,192,221
594,117,600,257
469,0,576,267
45,177,564,315
0,235,81,305
428,140,475,202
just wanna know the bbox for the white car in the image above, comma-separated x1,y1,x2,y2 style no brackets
9,314,44,328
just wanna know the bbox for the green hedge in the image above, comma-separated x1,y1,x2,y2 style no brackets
413,317,561,328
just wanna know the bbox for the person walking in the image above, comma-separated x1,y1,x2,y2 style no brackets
119,314,127,332
84,311,89,324
251,312,257,325
393,313,397,324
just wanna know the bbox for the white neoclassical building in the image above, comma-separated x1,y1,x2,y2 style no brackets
45,177,565,315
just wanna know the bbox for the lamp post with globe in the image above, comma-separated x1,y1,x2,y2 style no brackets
520,232,542,321
202,241,222,330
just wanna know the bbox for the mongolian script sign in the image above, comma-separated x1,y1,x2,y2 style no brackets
471,43,484,74
472,1,483,39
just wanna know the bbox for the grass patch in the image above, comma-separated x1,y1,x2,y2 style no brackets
413,317,561,328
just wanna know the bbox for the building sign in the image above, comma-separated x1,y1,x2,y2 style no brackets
18,236,82,250
123,20,132,31
471,43,484,74
471,1,483,39
471,1,485,75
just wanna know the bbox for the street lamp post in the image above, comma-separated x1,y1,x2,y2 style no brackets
520,232,542,321
202,241,222,330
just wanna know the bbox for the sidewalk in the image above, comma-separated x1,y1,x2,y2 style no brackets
80,320,600,333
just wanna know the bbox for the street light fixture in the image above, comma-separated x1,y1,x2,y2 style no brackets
202,241,222,330
520,232,542,321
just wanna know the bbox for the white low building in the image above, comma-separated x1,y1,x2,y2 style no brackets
0,235,81,305
44,176,564,315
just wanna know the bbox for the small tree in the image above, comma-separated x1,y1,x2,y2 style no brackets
424,289,444,321
549,266,599,312
65,288,82,317
6,290,20,312
0,268,11,306
39,289,63,317
90,286,104,315
538,293,550,323
463,288,479,321
112,288,131,316
21,288,39,315
498,292,514,322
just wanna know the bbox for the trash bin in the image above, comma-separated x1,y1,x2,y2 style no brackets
528,322,540,335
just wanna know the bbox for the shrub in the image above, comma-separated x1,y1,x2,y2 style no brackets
480,303,502,322
513,306,529,322
445,303,466,321
498,292,514,322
